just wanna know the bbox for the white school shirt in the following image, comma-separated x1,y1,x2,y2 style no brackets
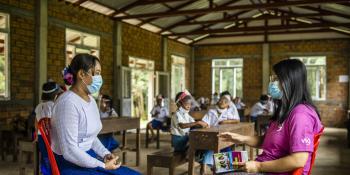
228,102,240,121
35,101,55,135
202,108,238,127
150,105,169,122
170,109,195,136
250,102,267,117
51,91,110,168
100,108,118,119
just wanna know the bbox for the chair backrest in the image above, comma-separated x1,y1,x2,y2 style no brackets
38,118,60,175
292,127,324,175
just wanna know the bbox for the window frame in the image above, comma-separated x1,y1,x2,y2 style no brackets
171,55,186,100
0,13,10,101
211,58,243,98
65,28,100,66
290,56,327,101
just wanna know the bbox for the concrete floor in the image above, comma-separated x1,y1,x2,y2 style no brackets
1,127,350,175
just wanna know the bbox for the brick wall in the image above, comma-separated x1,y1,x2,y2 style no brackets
270,39,350,127
194,39,350,127
194,44,262,105
121,23,162,71
47,0,114,95
0,1,35,121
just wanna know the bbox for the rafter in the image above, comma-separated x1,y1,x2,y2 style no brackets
115,0,348,19
166,22,350,36
158,0,240,33
137,0,200,27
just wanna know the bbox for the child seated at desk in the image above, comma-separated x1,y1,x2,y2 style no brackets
196,95,240,171
98,95,120,152
147,94,169,142
170,90,203,152
250,95,270,122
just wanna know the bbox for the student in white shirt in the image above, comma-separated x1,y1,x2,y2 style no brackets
171,90,204,152
234,96,246,110
98,95,120,152
220,91,241,121
147,94,169,141
196,95,239,171
34,81,62,175
211,92,219,105
50,54,140,175
250,95,270,122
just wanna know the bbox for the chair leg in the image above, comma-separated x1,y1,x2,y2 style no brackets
147,161,153,175
146,127,149,148
156,129,160,149
169,165,175,175
19,150,25,175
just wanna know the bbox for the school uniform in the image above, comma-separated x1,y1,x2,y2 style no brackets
51,91,140,174
199,108,236,165
250,102,268,122
35,101,55,175
228,102,241,121
98,109,120,152
150,105,169,130
170,108,195,152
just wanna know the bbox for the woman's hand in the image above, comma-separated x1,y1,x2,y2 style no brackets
240,161,261,173
218,132,247,144
103,153,117,163
104,156,121,170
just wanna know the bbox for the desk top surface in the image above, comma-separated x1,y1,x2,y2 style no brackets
190,123,254,133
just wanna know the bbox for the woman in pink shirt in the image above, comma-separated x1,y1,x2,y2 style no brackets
219,59,323,175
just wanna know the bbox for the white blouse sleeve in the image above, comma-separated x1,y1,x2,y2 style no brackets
54,100,105,168
91,137,111,158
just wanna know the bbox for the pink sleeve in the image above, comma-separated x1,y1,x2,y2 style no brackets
288,112,315,153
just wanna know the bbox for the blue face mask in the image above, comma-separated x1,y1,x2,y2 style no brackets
268,81,282,99
83,74,103,94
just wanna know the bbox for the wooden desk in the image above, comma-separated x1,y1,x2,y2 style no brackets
189,110,207,121
188,123,255,175
100,117,141,166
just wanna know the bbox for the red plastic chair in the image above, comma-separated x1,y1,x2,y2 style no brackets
38,118,60,175
292,127,324,175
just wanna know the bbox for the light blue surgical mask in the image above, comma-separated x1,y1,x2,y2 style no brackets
268,81,282,99
82,74,103,94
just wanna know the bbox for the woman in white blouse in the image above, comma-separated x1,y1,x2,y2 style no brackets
50,54,140,174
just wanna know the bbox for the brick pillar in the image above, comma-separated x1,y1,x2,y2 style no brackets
262,43,270,94
113,21,122,114
35,0,48,105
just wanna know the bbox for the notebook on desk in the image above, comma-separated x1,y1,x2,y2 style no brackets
213,151,249,174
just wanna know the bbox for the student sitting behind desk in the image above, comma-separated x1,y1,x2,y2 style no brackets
170,90,203,152
196,95,240,172
147,94,169,142
250,95,270,122
98,94,120,152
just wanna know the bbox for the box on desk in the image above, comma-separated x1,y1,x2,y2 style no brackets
213,151,249,174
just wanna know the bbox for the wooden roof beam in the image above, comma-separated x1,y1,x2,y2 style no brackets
115,0,348,19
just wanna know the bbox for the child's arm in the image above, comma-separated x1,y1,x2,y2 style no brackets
178,122,200,129
219,119,240,125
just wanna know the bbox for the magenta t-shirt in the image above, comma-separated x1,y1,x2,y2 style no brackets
256,104,323,175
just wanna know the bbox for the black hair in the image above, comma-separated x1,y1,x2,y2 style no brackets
64,54,100,85
260,95,269,101
101,94,113,116
220,91,231,97
41,81,60,101
272,59,321,124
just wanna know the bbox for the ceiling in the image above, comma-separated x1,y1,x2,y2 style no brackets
64,0,350,45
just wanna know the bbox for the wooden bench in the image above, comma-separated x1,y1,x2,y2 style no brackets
147,150,187,175
145,117,171,149
18,140,39,175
